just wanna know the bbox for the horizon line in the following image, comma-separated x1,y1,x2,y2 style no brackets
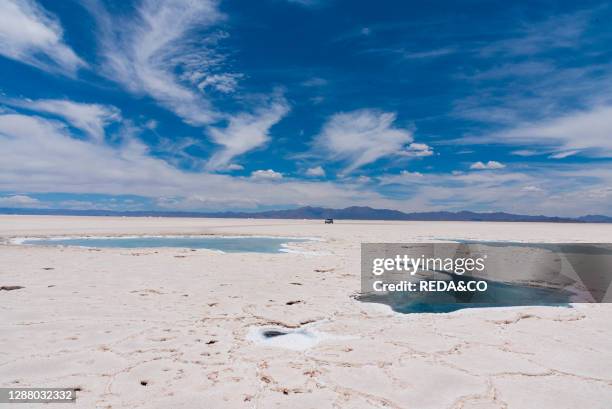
1,206,610,223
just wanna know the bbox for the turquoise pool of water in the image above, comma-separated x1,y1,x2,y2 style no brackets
357,277,573,313
22,236,308,253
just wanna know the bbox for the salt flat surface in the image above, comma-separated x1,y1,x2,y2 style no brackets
1,215,611,408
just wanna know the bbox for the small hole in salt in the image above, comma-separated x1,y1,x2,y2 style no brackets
262,330,288,338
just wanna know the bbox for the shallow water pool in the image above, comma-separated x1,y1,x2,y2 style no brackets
21,236,308,253
357,277,574,313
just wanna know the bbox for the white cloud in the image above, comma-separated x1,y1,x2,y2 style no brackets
481,12,588,57
469,61,554,81
0,112,396,210
0,113,176,191
0,194,40,207
1,97,120,142
87,0,225,125
400,170,423,178
548,150,580,159
156,195,259,210
86,0,291,163
195,73,243,94
356,175,372,184
310,96,325,105
302,77,327,87
313,109,418,173
250,169,283,180
511,149,538,157
459,105,612,159
206,95,290,169
0,0,86,76
499,106,612,158
378,170,429,186
401,48,455,59
521,185,544,193
470,160,505,170
376,164,612,216
145,119,158,130
305,166,325,177
401,142,433,157
363,47,456,61
2,111,611,217
452,10,611,151
286,0,326,7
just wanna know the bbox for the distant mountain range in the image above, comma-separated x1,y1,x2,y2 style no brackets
1,206,611,223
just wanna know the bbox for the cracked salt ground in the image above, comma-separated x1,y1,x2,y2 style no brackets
247,325,343,350
3,218,612,408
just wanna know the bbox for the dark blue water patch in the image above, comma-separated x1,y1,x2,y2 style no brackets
22,236,308,253
357,277,574,313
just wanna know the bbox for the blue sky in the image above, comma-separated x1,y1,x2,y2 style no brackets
1,0,612,216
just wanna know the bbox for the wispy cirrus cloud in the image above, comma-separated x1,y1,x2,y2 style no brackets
85,0,290,167
285,0,329,8
451,8,612,160
364,47,456,61
206,94,290,170
0,0,86,76
549,150,580,159
462,106,612,159
480,12,589,57
86,0,226,126
456,10,603,104
454,61,612,126
312,109,431,173
301,77,328,87
1,97,120,142
498,106,612,158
